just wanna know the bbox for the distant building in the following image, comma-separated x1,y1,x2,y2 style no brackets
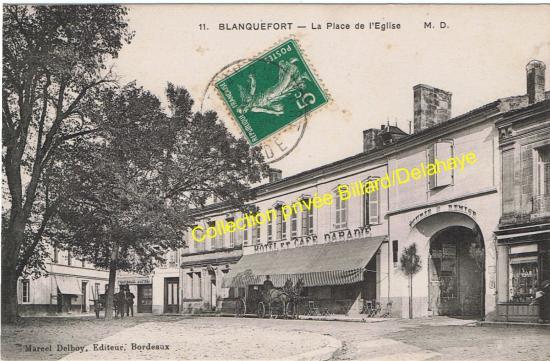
18,247,109,315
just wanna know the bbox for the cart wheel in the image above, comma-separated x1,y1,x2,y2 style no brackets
235,298,246,317
257,302,266,318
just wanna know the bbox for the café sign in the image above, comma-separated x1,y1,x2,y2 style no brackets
118,276,152,285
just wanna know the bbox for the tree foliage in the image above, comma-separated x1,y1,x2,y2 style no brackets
2,5,132,322
51,83,267,317
400,243,422,276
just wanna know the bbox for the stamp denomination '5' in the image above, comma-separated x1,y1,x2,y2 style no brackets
215,39,328,145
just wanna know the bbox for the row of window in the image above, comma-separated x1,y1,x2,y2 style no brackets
51,247,87,268
195,189,381,252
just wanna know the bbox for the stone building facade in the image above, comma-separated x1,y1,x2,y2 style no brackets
147,60,549,321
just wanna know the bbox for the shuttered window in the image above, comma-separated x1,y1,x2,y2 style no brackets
300,198,314,235
290,212,297,238
427,141,454,189
334,190,348,229
502,149,514,214
267,210,273,242
368,188,380,224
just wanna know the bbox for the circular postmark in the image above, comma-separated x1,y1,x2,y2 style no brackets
200,58,309,164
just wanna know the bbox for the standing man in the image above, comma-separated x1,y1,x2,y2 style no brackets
125,287,135,317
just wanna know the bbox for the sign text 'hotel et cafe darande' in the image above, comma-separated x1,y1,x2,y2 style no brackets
191,151,478,243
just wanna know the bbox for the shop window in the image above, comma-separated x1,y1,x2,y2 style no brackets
22,279,30,303
509,251,539,303
427,141,454,190
301,198,314,235
334,190,348,230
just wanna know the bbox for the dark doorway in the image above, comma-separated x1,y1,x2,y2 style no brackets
137,284,153,313
362,255,377,301
81,281,88,312
428,226,484,318
164,278,179,313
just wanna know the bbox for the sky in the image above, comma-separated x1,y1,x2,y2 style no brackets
112,4,550,177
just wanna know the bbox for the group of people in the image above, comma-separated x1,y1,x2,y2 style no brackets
96,285,135,318
116,286,136,318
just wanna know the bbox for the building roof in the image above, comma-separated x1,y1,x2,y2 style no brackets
193,94,548,217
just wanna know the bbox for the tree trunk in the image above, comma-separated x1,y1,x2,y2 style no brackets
1,261,19,324
409,274,413,319
1,218,26,324
104,243,119,320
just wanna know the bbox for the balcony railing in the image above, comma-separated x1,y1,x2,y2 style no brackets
532,194,550,215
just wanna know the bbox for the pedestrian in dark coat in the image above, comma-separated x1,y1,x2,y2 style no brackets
125,289,135,317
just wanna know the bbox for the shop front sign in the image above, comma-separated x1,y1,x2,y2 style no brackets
409,203,478,228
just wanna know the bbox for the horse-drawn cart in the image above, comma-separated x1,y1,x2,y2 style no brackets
234,278,304,319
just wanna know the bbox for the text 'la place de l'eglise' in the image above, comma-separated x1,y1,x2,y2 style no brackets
191,151,478,243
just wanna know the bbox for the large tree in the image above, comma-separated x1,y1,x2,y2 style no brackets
53,83,267,318
2,5,132,323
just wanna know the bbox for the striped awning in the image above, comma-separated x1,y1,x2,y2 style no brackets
222,236,385,288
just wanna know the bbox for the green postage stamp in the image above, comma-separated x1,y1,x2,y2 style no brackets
215,39,329,145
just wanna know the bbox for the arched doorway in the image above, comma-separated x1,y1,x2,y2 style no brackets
428,225,484,317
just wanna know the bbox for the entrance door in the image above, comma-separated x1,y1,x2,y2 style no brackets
81,281,88,312
429,226,484,317
164,278,179,313
137,284,153,313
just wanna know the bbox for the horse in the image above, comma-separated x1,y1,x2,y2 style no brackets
261,278,304,318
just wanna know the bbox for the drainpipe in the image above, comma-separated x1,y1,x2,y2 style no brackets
386,159,391,303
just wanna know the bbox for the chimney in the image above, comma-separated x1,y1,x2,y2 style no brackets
268,168,282,183
413,84,452,133
526,60,546,104
363,128,381,152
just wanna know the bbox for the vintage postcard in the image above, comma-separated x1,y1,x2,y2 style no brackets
2,3,550,361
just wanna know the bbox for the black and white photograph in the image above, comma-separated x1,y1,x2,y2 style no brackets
2,3,550,361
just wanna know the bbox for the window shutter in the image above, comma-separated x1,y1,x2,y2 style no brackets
363,195,369,226
369,190,379,224
502,150,514,214
342,201,348,227
427,144,436,189
435,141,453,187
